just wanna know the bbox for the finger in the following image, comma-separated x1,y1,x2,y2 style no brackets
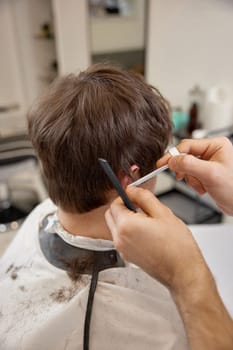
184,175,206,194
105,209,128,260
156,140,200,168
176,171,185,181
156,153,172,168
125,187,168,218
157,137,227,168
108,195,136,227
176,138,226,159
109,187,169,222
168,154,212,182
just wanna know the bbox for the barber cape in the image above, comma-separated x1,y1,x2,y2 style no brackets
0,199,188,350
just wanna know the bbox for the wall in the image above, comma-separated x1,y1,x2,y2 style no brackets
0,0,91,135
146,0,233,109
52,0,90,75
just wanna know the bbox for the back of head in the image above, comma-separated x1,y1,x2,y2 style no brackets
28,64,172,213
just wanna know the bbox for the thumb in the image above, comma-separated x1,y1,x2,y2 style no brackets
126,187,167,218
108,195,135,226
168,154,212,182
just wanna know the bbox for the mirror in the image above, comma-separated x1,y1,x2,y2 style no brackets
88,0,148,76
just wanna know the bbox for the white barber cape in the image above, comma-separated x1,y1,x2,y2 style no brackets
0,199,188,350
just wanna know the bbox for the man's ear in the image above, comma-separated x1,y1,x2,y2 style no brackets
119,165,140,189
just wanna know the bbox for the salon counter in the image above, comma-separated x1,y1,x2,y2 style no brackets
190,224,233,316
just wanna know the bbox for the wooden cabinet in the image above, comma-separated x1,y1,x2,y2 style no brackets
0,0,90,136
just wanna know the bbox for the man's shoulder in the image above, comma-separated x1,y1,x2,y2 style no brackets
29,198,57,219
17,198,56,231
0,198,57,267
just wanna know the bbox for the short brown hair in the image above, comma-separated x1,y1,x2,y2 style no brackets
28,64,172,213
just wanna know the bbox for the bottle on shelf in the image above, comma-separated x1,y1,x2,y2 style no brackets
187,102,199,136
186,84,205,136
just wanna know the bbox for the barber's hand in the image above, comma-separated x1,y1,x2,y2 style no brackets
157,137,233,215
105,186,207,293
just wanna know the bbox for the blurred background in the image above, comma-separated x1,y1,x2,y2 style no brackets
1,0,233,254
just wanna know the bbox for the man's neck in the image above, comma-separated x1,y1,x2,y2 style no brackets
57,204,112,241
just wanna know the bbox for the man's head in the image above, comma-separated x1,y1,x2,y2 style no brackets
28,64,172,213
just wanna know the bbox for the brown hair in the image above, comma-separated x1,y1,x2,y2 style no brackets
28,64,172,213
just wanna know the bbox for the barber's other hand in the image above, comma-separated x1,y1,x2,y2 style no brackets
105,187,206,293
157,137,233,215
